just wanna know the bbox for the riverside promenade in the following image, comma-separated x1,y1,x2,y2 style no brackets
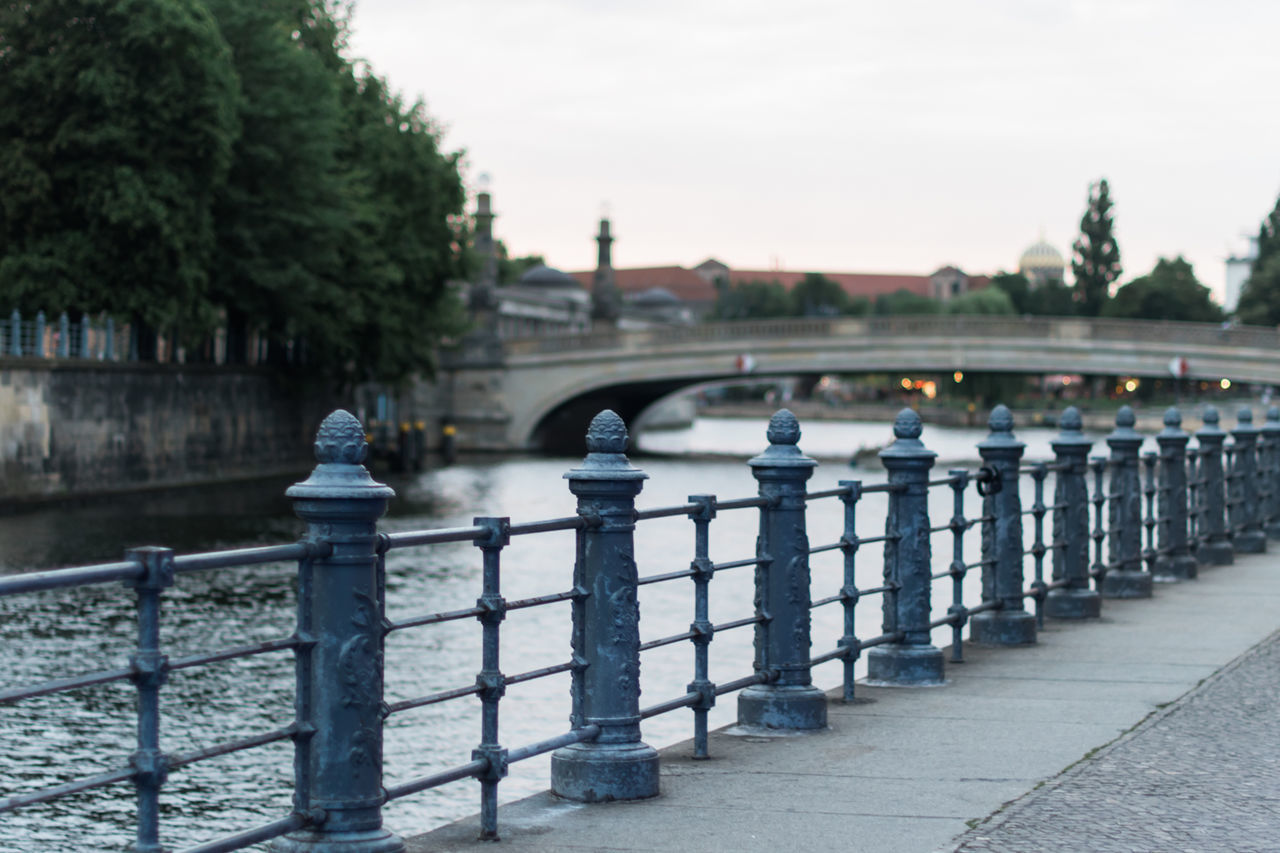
409,548,1280,852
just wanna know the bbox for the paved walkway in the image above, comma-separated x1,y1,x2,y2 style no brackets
408,552,1280,853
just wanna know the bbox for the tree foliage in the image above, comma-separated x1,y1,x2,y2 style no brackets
1071,179,1122,316
0,0,468,382
712,278,790,319
1237,195,1280,326
874,289,939,315
790,272,847,316
945,287,1015,316
1103,257,1222,323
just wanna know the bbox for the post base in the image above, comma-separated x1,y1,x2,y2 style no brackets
970,609,1037,645
1268,521,1280,540
1044,587,1102,619
1102,569,1153,598
1154,554,1198,581
271,829,404,853
1197,540,1235,566
1234,530,1268,554
550,741,660,802
737,683,827,729
864,644,945,686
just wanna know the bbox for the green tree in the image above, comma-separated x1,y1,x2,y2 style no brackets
0,0,239,333
712,278,790,319
945,287,1016,315
494,241,546,284
790,272,847,316
990,271,1030,313
1025,281,1076,316
1071,178,1122,316
874,289,939,315
1102,256,1223,323
1236,195,1280,325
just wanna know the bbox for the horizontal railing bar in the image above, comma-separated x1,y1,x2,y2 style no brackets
512,512,586,532
714,615,764,632
926,475,964,487
169,725,297,770
0,561,140,595
852,533,896,546
506,589,580,612
506,724,601,764
505,660,576,686
384,759,488,801
0,665,134,704
639,630,696,652
635,504,699,521
805,486,853,500
0,765,133,812
173,543,315,573
710,556,762,571
928,613,962,630
640,692,698,719
714,672,770,695
385,525,486,548
809,646,850,665
964,558,996,570
967,599,1003,616
808,541,844,555
859,583,895,596
169,637,297,673
179,812,312,853
638,568,696,586
713,496,770,510
386,683,481,716
810,592,844,609
859,631,904,650
861,482,901,494
385,605,484,633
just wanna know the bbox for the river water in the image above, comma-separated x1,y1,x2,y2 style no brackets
0,416,1105,851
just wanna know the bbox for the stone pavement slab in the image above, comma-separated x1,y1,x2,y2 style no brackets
406,555,1280,853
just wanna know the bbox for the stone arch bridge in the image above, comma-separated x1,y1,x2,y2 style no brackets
439,316,1280,452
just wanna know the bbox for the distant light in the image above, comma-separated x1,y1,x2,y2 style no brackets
923,381,938,400
1062,377,1072,386
901,378,912,389
1221,378,1232,390
1124,379,1138,393
953,371,964,383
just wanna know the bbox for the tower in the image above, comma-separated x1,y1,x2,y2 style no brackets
591,216,621,323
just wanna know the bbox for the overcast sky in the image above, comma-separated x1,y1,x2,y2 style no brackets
346,0,1280,299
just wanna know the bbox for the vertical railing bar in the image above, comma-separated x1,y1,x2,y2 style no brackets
687,494,717,758
1142,451,1159,576
1090,456,1107,588
838,481,863,698
472,517,511,840
1030,463,1048,629
126,547,175,853
947,470,969,663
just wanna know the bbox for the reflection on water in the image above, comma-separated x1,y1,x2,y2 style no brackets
1,416,1080,851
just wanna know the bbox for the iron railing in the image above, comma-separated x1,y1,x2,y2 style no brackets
2,402,1279,851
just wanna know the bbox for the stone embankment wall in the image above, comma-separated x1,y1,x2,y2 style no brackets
0,362,340,505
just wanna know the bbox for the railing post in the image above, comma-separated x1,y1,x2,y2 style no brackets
1155,407,1198,579
105,316,117,361
1101,405,1152,598
1195,406,1234,565
1230,407,1267,553
1046,406,1100,618
80,314,92,359
738,409,826,728
551,410,659,801
866,408,944,684
1264,407,1280,539
972,404,1036,645
33,310,45,357
277,410,402,853
57,312,70,358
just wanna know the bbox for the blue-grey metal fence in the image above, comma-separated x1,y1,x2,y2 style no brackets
1,402,1275,851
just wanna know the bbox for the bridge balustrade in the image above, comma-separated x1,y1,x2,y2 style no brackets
2,403,1277,851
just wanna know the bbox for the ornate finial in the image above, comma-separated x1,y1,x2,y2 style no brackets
1114,406,1135,428
1059,406,1082,432
1164,407,1182,428
767,409,801,445
1269,406,1280,423
893,408,922,440
314,410,367,464
988,404,1014,434
1238,406,1254,425
1203,406,1219,426
585,410,628,454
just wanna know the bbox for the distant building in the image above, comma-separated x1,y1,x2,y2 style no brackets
1018,238,1066,289
1225,236,1258,314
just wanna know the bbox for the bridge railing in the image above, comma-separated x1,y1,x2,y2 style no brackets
499,315,1280,357
2,402,1278,850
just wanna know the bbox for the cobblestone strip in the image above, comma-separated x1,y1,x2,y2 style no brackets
948,631,1280,853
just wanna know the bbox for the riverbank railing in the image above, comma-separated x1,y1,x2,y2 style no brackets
2,402,1277,851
